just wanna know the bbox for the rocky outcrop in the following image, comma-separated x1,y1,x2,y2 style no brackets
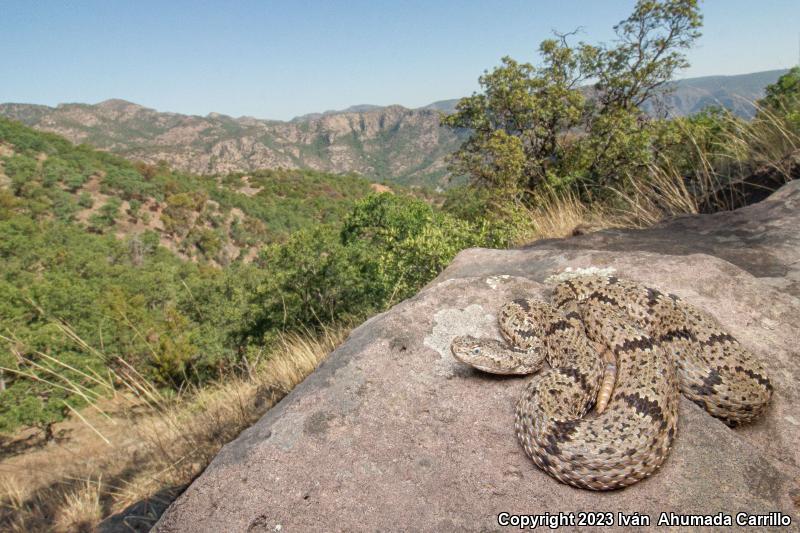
153,181,800,531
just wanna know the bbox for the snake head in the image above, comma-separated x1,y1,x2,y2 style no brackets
451,335,542,375
451,335,485,363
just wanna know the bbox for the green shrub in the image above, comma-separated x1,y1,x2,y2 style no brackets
246,193,492,341
128,198,142,219
88,197,122,232
4,154,39,193
759,66,800,130
77,191,94,208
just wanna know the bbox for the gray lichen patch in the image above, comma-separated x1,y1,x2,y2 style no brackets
485,274,511,289
424,304,500,376
544,266,617,284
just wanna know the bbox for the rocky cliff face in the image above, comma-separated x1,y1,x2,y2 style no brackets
0,99,465,187
149,182,800,531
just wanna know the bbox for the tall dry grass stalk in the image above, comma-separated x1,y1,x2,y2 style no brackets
0,325,347,532
0,476,27,531
524,189,618,240
609,162,701,228
731,104,799,174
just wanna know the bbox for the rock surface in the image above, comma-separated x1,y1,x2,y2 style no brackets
155,182,800,532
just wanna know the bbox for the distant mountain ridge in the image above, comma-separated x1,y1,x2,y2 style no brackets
0,99,465,186
0,69,788,186
642,69,791,117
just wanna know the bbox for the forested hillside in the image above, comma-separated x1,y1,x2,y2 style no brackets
0,118,377,260
0,118,502,435
0,119,369,430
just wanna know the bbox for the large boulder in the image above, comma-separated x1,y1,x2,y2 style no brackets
155,182,800,532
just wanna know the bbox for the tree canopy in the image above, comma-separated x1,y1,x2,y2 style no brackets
442,0,703,200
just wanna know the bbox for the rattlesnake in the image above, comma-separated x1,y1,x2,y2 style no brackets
450,275,773,490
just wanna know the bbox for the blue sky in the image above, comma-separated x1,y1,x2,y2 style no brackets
1,1,797,120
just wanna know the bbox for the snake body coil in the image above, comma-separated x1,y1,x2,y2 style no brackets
450,275,772,490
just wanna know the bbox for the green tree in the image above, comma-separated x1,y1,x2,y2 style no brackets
758,66,800,129
161,191,207,237
442,42,591,197
128,198,142,219
252,225,354,334
443,0,703,198
247,193,489,341
581,0,703,186
4,154,39,194
341,193,481,301
593,0,703,111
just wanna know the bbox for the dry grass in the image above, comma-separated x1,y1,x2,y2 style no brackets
722,104,799,176
54,478,103,533
0,326,347,532
511,143,711,244
609,162,702,228
524,190,616,240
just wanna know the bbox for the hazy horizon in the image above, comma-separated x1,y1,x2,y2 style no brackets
2,0,798,120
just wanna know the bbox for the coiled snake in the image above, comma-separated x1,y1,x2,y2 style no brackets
450,275,772,490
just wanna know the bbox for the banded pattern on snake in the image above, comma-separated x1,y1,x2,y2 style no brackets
450,275,772,490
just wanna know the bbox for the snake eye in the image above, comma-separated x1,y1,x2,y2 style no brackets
472,347,481,354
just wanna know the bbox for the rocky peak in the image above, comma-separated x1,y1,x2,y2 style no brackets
96,98,141,109
94,98,150,116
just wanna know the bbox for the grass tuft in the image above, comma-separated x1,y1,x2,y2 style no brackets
54,477,103,533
